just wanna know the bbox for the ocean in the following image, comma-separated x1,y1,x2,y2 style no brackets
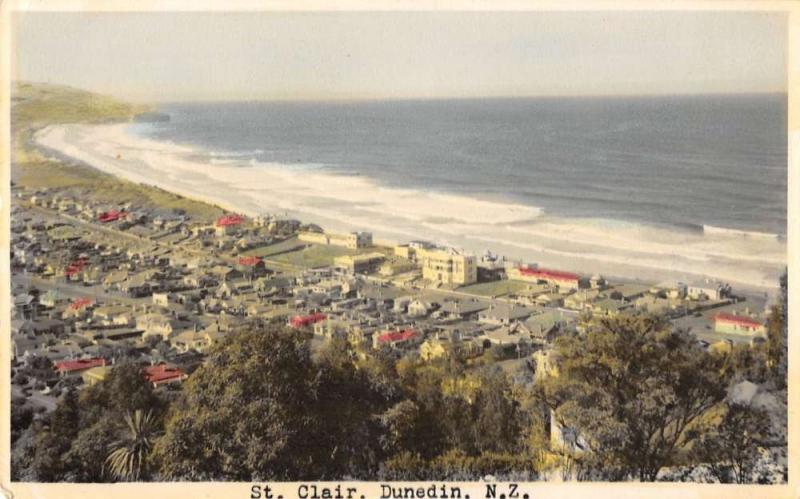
35,94,788,290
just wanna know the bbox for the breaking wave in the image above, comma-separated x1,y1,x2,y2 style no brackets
33,123,786,291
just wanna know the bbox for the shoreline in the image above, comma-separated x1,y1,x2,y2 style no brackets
28,122,786,296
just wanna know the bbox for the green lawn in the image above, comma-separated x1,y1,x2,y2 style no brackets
457,279,529,297
270,244,357,269
241,237,306,258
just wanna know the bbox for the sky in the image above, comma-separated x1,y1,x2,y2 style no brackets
12,11,787,102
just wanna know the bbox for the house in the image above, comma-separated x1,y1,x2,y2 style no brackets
210,265,243,283
39,290,61,309
433,321,485,342
480,323,532,351
289,312,327,328
254,276,293,294
312,317,358,340
523,311,568,342
535,292,565,308
591,298,632,317
508,266,586,291
564,289,601,310
236,256,269,279
334,252,385,274
299,230,373,249
136,313,193,339
152,292,170,307
12,319,65,336
171,328,221,353
103,270,129,290
12,293,36,319
81,365,112,386
215,214,244,236
478,303,533,326
93,305,133,326
144,364,188,388
439,299,490,320
54,357,107,378
82,267,103,286
634,295,687,317
120,271,158,297
713,312,766,336
61,297,94,320
183,271,215,289
408,299,438,318
687,280,731,301
608,284,651,302
373,328,419,350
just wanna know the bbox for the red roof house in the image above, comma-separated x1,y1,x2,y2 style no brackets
713,312,766,334
289,313,327,328
216,214,244,227
54,357,106,376
144,364,187,387
376,328,418,346
238,255,263,266
65,258,88,277
69,297,93,310
516,266,582,288
98,210,127,223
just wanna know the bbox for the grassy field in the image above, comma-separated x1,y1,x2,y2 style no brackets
12,82,150,125
11,82,226,223
457,279,530,297
241,237,306,258
270,244,357,269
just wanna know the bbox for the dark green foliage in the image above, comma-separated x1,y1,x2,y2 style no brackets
691,402,772,483
153,321,323,480
766,270,788,389
535,314,729,481
107,410,160,481
11,397,34,444
17,363,166,482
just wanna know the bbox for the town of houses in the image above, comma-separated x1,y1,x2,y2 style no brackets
10,182,774,411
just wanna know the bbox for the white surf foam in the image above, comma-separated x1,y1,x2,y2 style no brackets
33,123,787,291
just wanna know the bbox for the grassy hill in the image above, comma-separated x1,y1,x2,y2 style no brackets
10,82,225,221
12,82,150,126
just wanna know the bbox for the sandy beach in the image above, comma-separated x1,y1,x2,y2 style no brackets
34,123,787,294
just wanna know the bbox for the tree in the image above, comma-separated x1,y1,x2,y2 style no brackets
107,410,160,481
691,402,772,483
79,362,166,424
311,337,394,478
380,400,422,456
153,320,321,480
766,271,788,389
535,313,729,481
470,367,522,454
20,362,166,482
64,418,119,482
29,389,80,481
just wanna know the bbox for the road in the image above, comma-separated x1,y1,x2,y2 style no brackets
12,273,149,307
12,385,57,412
22,201,303,273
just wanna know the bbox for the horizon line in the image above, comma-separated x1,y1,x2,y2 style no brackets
12,80,787,105
145,90,788,105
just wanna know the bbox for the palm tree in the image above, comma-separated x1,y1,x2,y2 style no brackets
106,409,159,481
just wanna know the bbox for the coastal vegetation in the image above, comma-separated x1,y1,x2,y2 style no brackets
11,306,786,482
